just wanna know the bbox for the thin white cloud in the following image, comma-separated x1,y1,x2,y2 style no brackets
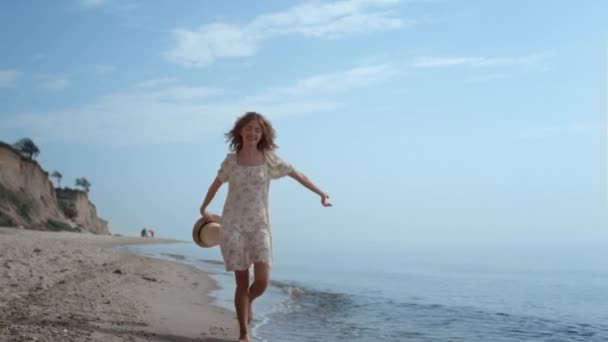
71,0,137,12
411,52,552,68
517,120,601,140
165,24,258,68
134,78,178,89
40,76,72,92
94,64,116,75
135,85,227,102
31,54,45,62
1,64,395,144
164,0,409,68
0,69,22,88
464,73,507,83
248,0,406,39
250,64,399,102
81,0,107,8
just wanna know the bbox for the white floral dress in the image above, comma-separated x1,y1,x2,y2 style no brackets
217,151,294,271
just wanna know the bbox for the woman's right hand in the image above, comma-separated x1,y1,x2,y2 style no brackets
201,210,221,223
201,209,212,221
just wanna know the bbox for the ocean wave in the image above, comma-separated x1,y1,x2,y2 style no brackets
160,252,186,260
198,258,224,266
254,284,608,342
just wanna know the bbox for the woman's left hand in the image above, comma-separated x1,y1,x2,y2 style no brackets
321,193,332,207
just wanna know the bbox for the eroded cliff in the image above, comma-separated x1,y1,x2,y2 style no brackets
0,142,110,234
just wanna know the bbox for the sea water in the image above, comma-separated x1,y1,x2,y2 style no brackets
125,240,608,341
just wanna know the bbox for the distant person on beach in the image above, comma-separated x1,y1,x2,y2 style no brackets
140,228,147,238
199,112,332,342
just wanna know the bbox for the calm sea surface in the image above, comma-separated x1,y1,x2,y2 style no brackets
125,241,608,341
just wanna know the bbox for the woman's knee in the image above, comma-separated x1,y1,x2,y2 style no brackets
254,278,269,293
253,263,270,290
234,270,249,291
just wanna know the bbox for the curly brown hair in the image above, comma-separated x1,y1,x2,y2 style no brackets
225,112,278,152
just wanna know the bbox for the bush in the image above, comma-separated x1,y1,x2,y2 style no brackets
0,184,37,221
46,219,78,232
0,209,15,226
58,199,78,219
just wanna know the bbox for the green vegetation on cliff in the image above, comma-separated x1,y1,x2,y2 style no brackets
0,209,15,226
0,183,38,222
46,219,80,232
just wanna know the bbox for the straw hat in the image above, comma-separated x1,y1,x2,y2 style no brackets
192,217,221,248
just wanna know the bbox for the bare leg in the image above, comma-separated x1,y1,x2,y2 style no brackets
234,270,250,342
247,262,270,322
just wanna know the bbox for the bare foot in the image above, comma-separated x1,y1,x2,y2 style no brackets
238,333,250,342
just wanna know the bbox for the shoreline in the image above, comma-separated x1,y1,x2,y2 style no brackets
0,227,237,341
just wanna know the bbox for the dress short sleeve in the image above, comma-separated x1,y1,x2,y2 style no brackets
217,153,235,183
265,151,294,179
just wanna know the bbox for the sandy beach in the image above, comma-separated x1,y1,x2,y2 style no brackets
0,227,237,342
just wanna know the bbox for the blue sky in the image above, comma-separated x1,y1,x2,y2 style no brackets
1,0,606,246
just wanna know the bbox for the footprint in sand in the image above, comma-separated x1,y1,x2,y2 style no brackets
208,326,227,336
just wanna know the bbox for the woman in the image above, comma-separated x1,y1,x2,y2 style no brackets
199,112,332,342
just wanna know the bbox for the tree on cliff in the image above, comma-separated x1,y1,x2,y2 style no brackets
75,177,91,193
51,171,63,187
13,138,40,160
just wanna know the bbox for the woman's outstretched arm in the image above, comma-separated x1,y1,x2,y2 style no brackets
288,170,332,207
